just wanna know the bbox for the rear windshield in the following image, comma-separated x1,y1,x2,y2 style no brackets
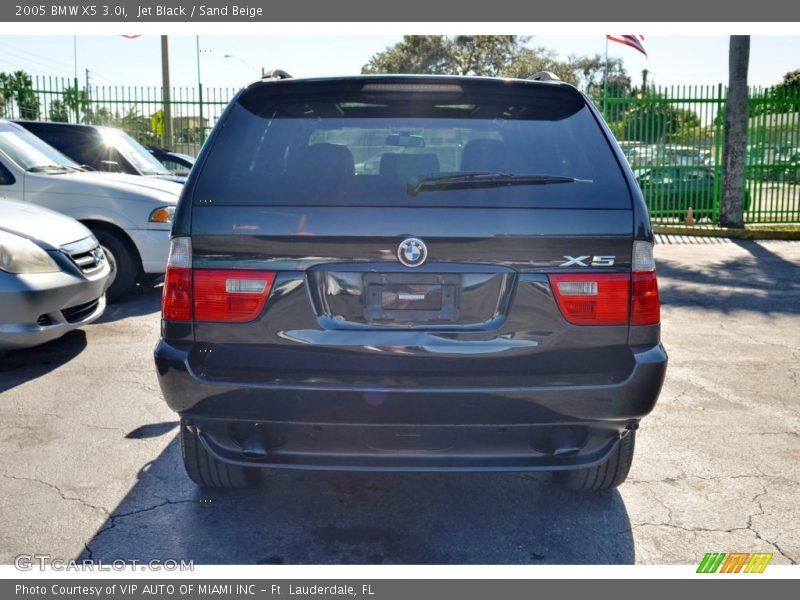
193,80,631,208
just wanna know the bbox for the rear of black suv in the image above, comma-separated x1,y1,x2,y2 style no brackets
154,75,667,490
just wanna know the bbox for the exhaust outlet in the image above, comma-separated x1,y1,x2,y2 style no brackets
241,423,269,459
550,427,582,457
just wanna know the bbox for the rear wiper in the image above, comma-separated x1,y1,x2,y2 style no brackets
406,171,592,196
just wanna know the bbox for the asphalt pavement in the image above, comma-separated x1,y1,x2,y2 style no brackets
0,237,798,565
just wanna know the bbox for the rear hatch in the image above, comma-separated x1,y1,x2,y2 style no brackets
172,77,642,390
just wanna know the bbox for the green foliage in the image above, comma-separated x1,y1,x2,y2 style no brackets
0,73,14,117
362,36,631,90
567,54,631,94
0,70,40,119
119,106,156,142
86,106,114,126
749,69,800,117
362,35,524,77
62,87,90,121
616,101,702,143
781,69,800,89
49,99,69,122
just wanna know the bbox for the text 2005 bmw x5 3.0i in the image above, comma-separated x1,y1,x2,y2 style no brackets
154,73,668,490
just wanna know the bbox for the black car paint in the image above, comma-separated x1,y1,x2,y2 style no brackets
155,75,666,472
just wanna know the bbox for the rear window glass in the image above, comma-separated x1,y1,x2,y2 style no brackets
193,80,631,208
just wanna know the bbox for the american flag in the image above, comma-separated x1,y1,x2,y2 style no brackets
607,35,647,57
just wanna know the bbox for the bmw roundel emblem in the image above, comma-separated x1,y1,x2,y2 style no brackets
397,238,428,268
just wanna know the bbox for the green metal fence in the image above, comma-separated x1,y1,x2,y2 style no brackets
592,84,800,225
0,75,234,157
1,75,798,224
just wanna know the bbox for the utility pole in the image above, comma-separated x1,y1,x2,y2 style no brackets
161,35,173,149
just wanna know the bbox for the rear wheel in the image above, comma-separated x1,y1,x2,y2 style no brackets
555,431,635,491
180,419,256,488
93,229,137,302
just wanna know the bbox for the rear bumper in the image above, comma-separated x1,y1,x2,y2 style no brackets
155,341,667,471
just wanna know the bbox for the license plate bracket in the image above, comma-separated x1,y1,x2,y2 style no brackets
364,273,460,324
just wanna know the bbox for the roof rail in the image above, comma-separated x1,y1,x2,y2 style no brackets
527,71,561,82
261,69,293,80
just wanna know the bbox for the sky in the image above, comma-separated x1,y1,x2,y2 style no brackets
0,35,798,91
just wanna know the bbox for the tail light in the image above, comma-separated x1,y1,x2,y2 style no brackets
550,273,630,325
194,269,276,322
549,241,660,326
630,240,660,325
162,237,192,321
161,237,276,323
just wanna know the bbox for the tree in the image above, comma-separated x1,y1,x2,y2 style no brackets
119,107,155,143
63,87,90,122
362,36,631,91
0,70,40,120
0,72,14,117
749,68,800,117
49,100,69,122
567,54,631,94
362,36,456,75
617,103,701,143
87,106,114,126
501,46,578,84
363,36,524,77
720,35,750,229
781,69,800,89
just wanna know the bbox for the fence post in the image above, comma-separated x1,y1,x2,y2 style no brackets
197,82,204,145
73,76,80,123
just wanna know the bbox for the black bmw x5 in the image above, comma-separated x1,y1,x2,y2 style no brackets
154,74,667,490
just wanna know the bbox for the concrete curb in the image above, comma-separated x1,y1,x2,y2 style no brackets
653,225,800,241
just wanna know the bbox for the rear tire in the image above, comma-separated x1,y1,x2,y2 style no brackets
180,419,256,488
93,229,137,302
555,431,635,491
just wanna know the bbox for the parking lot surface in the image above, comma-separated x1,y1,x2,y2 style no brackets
1,238,798,565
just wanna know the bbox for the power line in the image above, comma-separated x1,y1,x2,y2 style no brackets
0,40,120,86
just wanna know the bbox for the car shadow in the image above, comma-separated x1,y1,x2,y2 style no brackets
96,283,163,324
0,329,87,394
79,436,634,564
657,239,800,314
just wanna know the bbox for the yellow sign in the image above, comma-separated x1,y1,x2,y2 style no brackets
150,110,164,137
